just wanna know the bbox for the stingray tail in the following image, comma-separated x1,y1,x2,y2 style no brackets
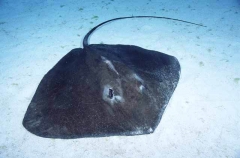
83,16,206,48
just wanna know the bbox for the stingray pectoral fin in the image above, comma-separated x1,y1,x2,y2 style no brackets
23,44,180,139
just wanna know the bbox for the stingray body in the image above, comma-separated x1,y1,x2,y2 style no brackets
23,16,203,138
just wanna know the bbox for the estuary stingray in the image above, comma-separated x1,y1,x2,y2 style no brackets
23,16,204,138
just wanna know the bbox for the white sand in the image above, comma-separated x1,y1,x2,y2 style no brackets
0,0,240,157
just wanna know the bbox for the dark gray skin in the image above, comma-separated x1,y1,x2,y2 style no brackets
23,44,180,138
22,16,203,138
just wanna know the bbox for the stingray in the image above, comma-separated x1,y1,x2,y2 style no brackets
22,16,204,139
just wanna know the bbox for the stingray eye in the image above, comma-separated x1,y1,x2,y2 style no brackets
108,88,114,99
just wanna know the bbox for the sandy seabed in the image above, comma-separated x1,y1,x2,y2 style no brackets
0,0,240,157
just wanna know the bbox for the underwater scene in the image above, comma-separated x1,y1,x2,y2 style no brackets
0,0,240,157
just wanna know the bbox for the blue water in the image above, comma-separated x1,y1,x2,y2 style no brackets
0,0,239,158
